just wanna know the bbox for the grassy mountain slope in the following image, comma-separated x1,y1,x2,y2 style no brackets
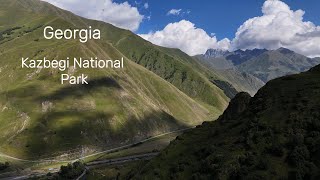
238,48,320,82
15,0,229,110
225,49,267,65
135,65,320,179
193,55,264,96
195,47,320,95
193,55,235,70
214,69,265,96
0,0,229,159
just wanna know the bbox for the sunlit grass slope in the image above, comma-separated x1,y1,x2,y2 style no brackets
0,0,229,159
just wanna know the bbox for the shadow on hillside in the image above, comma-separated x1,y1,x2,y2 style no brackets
210,79,238,99
19,109,188,159
2,77,122,101
40,77,122,100
4,84,42,99
1,76,191,159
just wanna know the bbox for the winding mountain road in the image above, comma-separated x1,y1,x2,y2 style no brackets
2,152,159,180
0,127,191,163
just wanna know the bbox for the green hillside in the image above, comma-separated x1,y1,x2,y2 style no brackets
0,0,230,159
192,55,264,97
15,0,230,109
213,69,265,96
135,65,320,179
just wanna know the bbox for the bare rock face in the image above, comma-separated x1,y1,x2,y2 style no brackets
68,66,76,75
42,101,53,113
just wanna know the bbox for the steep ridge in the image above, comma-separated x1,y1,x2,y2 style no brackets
203,49,230,58
214,69,265,96
193,53,265,96
237,48,320,82
194,55,234,70
135,65,320,179
226,49,267,65
0,0,229,159
195,47,320,95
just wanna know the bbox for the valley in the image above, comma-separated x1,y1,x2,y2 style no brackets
0,0,231,161
0,0,319,179
0,127,185,179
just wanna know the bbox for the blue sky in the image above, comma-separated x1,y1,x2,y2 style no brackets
119,0,320,40
43,0,320,57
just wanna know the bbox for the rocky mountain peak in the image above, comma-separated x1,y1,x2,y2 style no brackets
204,49,230,58
277,47,294,54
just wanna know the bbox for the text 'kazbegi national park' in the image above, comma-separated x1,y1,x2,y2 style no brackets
20,26,124,85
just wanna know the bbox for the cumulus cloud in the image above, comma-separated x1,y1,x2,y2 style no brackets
231,0,320,57
141,0,320,57
41,0,144,31
139,20,230,56
167,9,182,16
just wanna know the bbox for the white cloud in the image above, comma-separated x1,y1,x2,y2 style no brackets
139,20,230,56
217,38,231,51
167,9,182,16
41,0,144,32
231,0,320,57
144,3,149,9
166,9,191,16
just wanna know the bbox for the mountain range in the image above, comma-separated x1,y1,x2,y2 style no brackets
195,48,320,84
1,1,320,179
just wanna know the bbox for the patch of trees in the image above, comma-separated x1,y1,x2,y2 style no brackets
210,79,238,99
0,162,9,171
33,49,44,58
0,26,22,41
59,161,85,179
24,24,43,33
